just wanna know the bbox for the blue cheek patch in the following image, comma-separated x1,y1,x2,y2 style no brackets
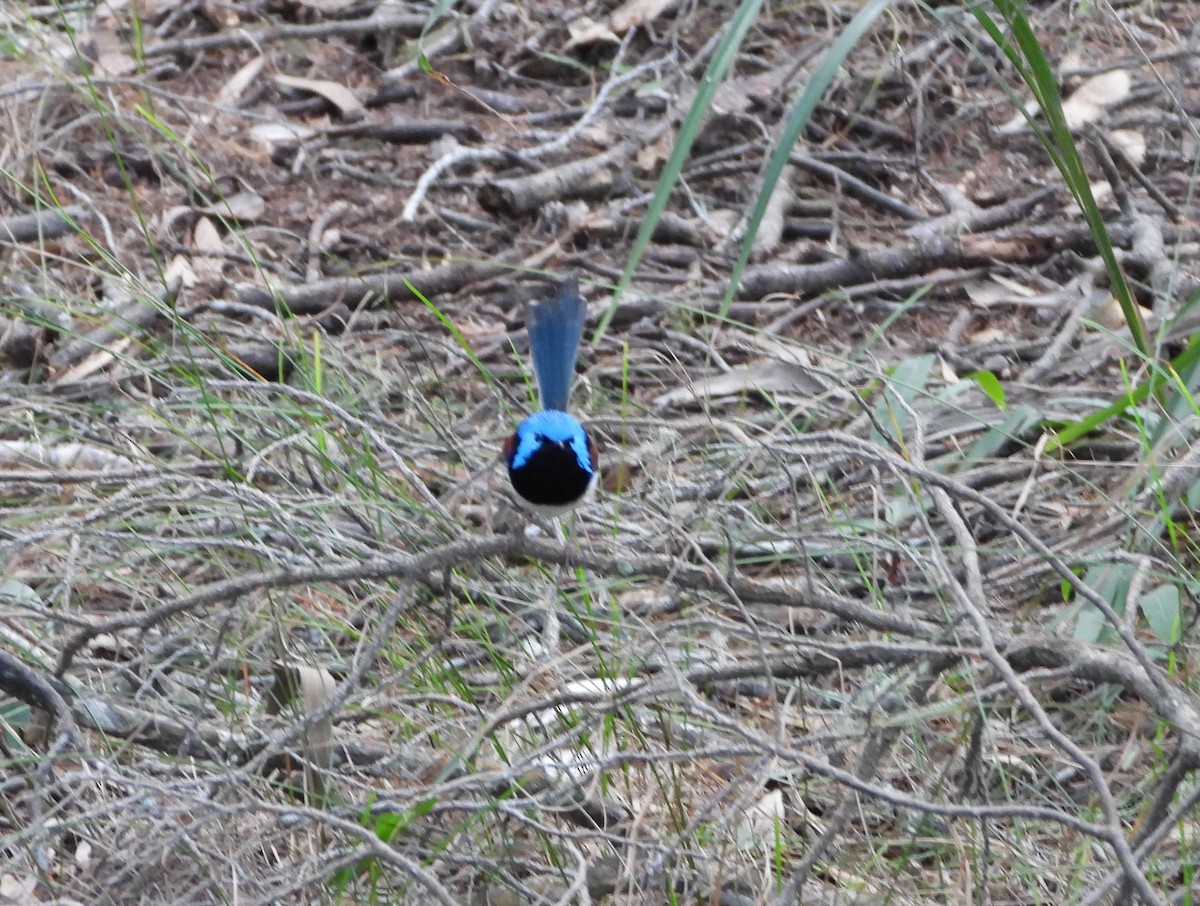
512,410,592,472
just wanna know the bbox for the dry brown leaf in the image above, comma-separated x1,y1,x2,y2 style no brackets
198,190,266,223
967,325,1012,344
269,662,338,795
749,169,794,259
1061,70,1130,129
1093,297,1123,329
160,205,194,240
705,208,741,240
1093,296,1151,331
0,444,139,470
217,55,265,106
86,16,137,77
0,873,39,903
192,216,224,283
962,282,1015,307
654,360,825,409
712,57,798,114
249,121,317,146
87,631,139,660
997,108,1031,136
610,0,678,32
201,0,239,29
192,216,223,255
95,51,136,77
293,0,359,9
274,73,365,119
53,339,134,384
990,273,1040,297
565,16,621,50
1109,128,1147,165
164,254,197,290
635,131,673,174
735,789,786,852
963,273,1041,308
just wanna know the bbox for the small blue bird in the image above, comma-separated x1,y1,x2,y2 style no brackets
503,278,597,516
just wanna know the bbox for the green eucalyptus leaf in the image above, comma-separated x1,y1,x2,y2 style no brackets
1139,584,1181,644
1073,604,1105,644
962,404,1041,465
871,353,936,448
966,370,1006,409
1066,562,1134,642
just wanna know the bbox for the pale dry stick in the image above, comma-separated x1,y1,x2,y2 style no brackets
0,648,84,754
0,78,136,101
441,797,633,860
795,152,925,221
400,146,506,222
74,478,365,566
53,537,493,673
1126,434,1200,553
445,640,969,786
549,839,592,906
635,611,930,897
401,51,664,221
0,206,85,243
786,426,1200,853
141,13,427,59
231,799,460,906
769,668,949,906
194,379,457,523
440,718,1125,838
84,526,339,565
528,48,656,159
304,199,348,282
187,476,356,561
1009,432,1049,520
480,143,638,216
786,431,1176,708
641,669,1128,846
1102,129,1182,221
56,532,938,674
1082,771,1200,906
1020,287,1105,384
1120,553,1154,636
1099,12,1200,148
224,852,375,906
433,646,648,790
241,582,421,778
383,0,502,82
69,688,267,763
922,473,1162,905
0,475,181,563
176,298,284,325
642,752,778,891
56,182,115,252
1116,413,1200,500
0,463,158,484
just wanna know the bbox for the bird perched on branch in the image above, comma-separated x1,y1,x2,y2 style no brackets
503,278,597,517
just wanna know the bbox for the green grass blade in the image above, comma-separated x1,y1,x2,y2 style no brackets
968,0,1149,360
595,0,767,339
721,0,896,315
1046,328,1200,452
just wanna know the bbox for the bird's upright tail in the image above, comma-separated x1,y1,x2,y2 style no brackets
526,278,587,412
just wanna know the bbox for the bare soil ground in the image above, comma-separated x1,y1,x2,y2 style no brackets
2,1,1200,904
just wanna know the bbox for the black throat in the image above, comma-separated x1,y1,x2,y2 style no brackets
507,440,592,507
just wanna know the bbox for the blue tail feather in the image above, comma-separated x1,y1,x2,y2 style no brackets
527,278,587,412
